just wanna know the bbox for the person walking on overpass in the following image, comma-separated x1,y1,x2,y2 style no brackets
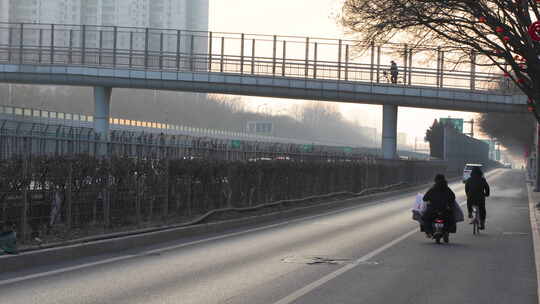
390,60,398,84
465,166,490,230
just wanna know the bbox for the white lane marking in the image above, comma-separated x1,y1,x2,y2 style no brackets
0,192,420,286
273,228,418,304
273,201,468,304
0,255,136,286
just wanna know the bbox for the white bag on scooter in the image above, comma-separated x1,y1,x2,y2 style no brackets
452,200,464,222
411,193,425,222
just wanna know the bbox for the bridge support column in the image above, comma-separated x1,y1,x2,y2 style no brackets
382,104,398,159
94,86,112,152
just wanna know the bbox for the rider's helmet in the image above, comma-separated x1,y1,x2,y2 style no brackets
471,166,483,178
434,174,448,189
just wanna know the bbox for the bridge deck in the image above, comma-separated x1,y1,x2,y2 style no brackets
0,22,527,113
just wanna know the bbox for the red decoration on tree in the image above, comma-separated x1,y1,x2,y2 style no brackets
518,78,525,83
528,21,540,41
504,72,510,77
528,98,534,104
478,17,487,23
496,26,504,33
528,106,535,112
503,36,510,42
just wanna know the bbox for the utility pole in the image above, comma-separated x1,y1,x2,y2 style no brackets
443,126,447,160
8,84,12,105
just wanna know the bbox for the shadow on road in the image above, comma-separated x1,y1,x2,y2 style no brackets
419,241,472,249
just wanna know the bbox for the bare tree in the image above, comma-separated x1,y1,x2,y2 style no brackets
478,112,534,156
341,0,540,121
477,70,535,156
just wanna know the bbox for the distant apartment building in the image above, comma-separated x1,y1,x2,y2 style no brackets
2,0,209,51
358,126,378,146
7,0,80,24
0,0,9,44
186,0,209,31
397,132,408,148
0,0,9,23
4,0,208,29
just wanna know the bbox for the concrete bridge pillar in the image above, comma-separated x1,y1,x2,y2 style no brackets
382,104,398,159
94,86,112,142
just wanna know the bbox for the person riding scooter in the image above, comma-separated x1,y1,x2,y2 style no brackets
421,174,457,238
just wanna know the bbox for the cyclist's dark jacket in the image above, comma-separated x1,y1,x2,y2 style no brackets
465,173,490,203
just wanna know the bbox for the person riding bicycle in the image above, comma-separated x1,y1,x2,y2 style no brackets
421,174,456,237
390,60,398,84
465,166,490,230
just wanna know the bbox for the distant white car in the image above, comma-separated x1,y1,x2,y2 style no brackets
463,163,483,183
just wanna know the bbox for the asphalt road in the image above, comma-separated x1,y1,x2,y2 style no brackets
0,169,536,304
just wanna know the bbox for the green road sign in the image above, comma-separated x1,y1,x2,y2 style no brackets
439,118,464,133
231,140,241,149
302,144,313,152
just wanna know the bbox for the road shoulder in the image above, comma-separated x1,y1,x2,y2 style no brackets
527,183,540,304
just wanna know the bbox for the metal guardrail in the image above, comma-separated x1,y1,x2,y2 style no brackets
0,22,507,92
0,118,385,161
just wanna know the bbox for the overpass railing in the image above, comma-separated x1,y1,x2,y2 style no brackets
0,22,508,92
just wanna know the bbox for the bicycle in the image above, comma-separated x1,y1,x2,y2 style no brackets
471,205,481,235
382,70,405,84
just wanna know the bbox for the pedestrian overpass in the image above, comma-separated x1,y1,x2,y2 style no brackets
0,22,527,158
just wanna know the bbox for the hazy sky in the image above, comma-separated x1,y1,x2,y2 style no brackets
209,0,476,143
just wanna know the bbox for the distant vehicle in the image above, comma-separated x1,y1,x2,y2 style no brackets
274,156,291,161
463,163,483,183
503,163,512,169
248,157,273,162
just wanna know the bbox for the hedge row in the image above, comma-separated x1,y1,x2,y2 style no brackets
0,156,446,241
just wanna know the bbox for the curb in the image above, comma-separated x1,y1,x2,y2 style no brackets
13,182,407,254
526,183,540,304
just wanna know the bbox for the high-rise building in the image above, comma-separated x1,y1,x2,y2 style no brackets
187,0,209,32
4,0,209,66
4,0,208,31
8,0,81,24
0,0,9,23
0,0,9,45
398,132,408,148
